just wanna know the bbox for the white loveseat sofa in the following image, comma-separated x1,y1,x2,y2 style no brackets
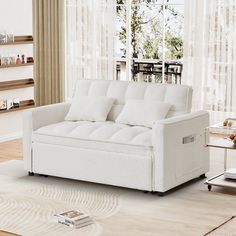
23,79,209,195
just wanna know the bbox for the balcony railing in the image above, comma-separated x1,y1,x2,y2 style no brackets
116,58,183,84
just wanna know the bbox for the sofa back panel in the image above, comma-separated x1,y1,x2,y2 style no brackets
74,80,92,97
144,84,167,102
88,81,111,96
74,79,192,120
165,85,192,113
106,82,128,104
125,83,148,100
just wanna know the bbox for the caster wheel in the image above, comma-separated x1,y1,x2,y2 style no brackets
143,191,149,194
28,172,34,176
208,185,212,191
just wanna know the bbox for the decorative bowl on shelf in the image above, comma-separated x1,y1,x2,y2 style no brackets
222,118,236,129
229,134,236,145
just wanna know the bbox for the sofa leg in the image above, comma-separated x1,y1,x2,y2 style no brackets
143,191,165,196
208,185,212,191
156,192,164,197
200,174,206,179
28,172,34,176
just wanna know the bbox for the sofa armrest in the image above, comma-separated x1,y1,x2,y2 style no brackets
152,111,209,192
23,102,71,171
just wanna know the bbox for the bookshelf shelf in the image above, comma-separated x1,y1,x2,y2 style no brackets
0,35,35,113
0,79,34,91
0,35,33,46
0,99,35,114
0,62,34,69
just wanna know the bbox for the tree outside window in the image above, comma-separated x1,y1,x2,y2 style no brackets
116,0,184,82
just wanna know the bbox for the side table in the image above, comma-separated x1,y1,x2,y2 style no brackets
205,138,236,191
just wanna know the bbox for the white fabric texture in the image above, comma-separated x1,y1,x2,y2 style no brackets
33,133,152,157
33,143,153,191
73,80,193,120
65,96,114,122
23,79,210,192
35,121,152,147
116,100,171,128
152,110,209,192
184,0,236,113
23,102,71,171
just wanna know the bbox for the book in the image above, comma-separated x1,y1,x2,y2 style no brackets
57,216,91,225
55,210,89,222
54,210,93,229
57,218,93,228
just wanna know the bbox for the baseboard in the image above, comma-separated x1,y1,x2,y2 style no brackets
0,132,22,143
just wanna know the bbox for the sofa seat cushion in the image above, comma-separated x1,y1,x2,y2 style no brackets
33,121,153,155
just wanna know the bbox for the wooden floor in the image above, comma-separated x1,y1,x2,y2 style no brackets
0,231,18,236
0,139,23,163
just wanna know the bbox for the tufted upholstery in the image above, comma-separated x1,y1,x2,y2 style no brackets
74,79,193,120
24,79,210,193
34,121,152,148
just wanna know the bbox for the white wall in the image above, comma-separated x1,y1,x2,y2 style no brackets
0,0,33,142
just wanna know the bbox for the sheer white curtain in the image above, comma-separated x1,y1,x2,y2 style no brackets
183,0,236,122
66,0,116,99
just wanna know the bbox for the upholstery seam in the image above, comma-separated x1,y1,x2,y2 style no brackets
33,133,153,149
32,140,153,156
156,112,208,126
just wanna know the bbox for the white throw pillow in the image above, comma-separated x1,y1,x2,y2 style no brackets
65,96,115,122
115,99,171,128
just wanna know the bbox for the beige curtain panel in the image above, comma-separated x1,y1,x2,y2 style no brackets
33,0,65,106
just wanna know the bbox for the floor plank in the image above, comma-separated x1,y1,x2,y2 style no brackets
0,139,23,163
0,231,19,236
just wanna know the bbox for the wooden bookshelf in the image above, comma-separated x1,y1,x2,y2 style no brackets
0,62,34,69
0,79,34,91
0,99,35,114
0,35,33,45
0,35,35,114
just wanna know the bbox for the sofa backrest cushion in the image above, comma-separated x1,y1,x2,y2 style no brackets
73,79,193,120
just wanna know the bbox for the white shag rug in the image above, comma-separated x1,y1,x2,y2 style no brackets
1,160,236,236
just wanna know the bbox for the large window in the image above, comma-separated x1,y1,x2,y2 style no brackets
66,0,184,98
115,0,184,83
66,0,236,116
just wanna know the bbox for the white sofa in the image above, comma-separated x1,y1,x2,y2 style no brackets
23,79,209,195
